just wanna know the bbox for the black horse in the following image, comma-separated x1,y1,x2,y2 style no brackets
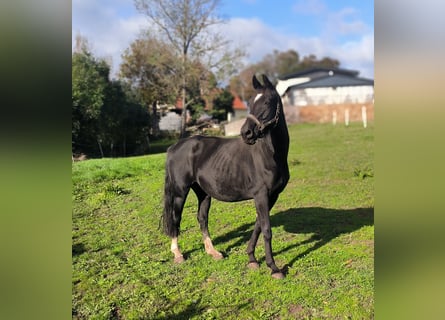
162,74,289,278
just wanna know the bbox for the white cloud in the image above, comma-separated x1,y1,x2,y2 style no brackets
293,0,327,15
220,18,325,65
72,0,148,78
324,7,370,37
220,18,288,63
329,33,374,78
221,17,374,78
72,0,373,80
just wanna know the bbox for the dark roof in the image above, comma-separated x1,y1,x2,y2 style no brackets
278,67,359,80
288,74,374,90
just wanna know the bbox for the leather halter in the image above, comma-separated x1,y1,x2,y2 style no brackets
246,101,281,134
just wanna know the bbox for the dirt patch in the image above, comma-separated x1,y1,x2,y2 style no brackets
288,304,305,318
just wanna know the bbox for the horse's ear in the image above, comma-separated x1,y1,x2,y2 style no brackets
262,75,274,89
252,74,263,91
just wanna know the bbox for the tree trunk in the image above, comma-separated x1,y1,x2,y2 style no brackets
152,101,160,137
97,137,104,158
180,86,187,137
146,135,150,153
180,52,187,138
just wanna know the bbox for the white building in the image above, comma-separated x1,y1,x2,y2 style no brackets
277,68,374,124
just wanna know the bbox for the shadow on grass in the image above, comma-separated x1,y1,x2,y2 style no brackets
72,242,87,256
149,302,206,320
212,207,374,271
147,299,250,320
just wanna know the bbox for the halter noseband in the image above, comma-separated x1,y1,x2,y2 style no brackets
246,101,281,135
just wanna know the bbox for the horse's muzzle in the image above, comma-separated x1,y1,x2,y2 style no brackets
241,128,257,145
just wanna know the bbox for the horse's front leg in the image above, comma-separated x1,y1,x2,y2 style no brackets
254,191,284,279
246,217,261,269
194,188,223,260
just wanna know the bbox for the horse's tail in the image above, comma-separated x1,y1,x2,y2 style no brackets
161,160,179,238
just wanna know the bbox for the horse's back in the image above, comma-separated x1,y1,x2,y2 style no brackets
166,135,237,178
167,135,231,161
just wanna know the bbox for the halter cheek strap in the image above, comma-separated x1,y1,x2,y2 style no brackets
246,113,264,131
246,102,281,134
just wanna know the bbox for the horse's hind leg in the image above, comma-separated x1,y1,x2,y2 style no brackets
192,184,223,260
171,235,184,264
170,195,188,263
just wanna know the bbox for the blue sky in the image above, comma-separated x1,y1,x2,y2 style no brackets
72,0,374,79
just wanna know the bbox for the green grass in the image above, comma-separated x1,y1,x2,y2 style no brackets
72,122,374,319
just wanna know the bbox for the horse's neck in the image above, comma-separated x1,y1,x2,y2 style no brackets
264,122,289,162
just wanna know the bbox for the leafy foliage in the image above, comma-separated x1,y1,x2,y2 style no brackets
72,47,151,157
211,89,234,121
72,50,109,151
229,49,340,102
120,36,181,107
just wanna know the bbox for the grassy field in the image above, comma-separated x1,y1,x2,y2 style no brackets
72,122,374,319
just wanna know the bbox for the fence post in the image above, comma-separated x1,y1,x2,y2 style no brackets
362,106,367,128
332,110,337,125
345,109,349,126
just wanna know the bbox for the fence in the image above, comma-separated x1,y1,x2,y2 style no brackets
284,102,374,125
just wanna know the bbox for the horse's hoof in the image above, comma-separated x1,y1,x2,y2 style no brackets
206,249,224,260
212,253,224,260
271,272,285,279
247,262,260,269
174,256,185,264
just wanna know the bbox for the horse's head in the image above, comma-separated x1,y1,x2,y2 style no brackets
241,74,282,145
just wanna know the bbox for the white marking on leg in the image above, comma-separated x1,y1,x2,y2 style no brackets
204,236,223,260
171,237,179,251
203,236,212,252
171,237,184,263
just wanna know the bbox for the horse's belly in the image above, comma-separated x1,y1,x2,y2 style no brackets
197,174,252,202
211,189,252,202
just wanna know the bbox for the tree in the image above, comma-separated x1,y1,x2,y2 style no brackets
228,65,257,104
211,89,234,122
120,35,181,137
120,35,181,108
299,54,339,70
247,49,301,83
274,49,301,76
73,37,151,157
119,87,151,156
134,0,244,136
72,46,109,156
229,49,341,101
99,80,130,156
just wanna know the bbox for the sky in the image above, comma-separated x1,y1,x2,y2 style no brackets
72,0,374,80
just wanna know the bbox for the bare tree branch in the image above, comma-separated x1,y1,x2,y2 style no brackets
134,0,245,135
